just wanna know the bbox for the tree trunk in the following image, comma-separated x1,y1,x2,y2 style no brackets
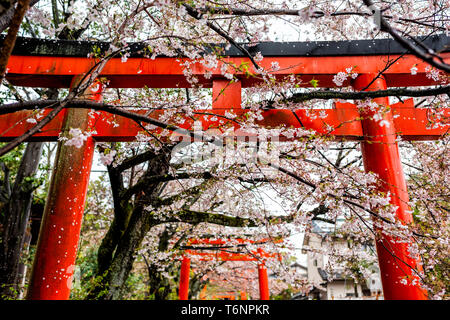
0,0,39,32
88,150,172,299
147,225,176,300
98,205,154,299
0,142,42,299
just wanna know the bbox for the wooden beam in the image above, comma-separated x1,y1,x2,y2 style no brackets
6,53,449,88
0,104,447,142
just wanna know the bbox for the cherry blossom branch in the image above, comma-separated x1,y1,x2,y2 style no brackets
0,29,139,157
280,85,449,104
0,99,222,153
113,149,162,172
362,0,450,73
159,209,259,228
189,5,447,31
187,2,449,72
0,1,106,156
182,3,260,69
269,162,392,224
157,205,329,228
345,203,428,284
270,162,439,240
2,84,447,119
121,172,214,202
0,0,147,157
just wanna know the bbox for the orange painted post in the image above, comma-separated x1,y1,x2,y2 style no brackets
240,291,247,300
257,249,270,300
179,256,191,300
257,262,270,300
26,80,102,300
353,74,427,300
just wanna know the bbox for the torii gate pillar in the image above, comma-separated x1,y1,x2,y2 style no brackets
179,256,191,300
257,262,270,300
354,74,427,300
257,248,270,300
26,79,102,300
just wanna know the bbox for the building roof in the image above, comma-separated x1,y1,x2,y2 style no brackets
290,262,308,270
318,268,351,282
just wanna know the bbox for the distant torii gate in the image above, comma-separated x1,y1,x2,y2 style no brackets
179,238,280,300
1,35,449,300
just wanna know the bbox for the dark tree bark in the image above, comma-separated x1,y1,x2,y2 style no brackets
0,142,42,299
88,149,172,300
0,0,31,81
0,88,57,299
146,225,177,300
0,0,39,32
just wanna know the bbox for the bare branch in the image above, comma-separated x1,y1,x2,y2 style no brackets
282,85,449,104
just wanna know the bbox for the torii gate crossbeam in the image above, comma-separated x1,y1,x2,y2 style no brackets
1,35,449,300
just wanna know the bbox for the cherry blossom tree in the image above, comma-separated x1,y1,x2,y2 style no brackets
0,0,448,300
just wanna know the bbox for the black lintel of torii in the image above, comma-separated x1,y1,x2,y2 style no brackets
1,33,448,58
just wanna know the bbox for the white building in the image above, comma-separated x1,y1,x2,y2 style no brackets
301,222,383,300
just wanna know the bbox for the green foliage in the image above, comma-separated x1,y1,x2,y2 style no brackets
272,287,295,300
83,174,113,228
21,175,45,193
309,79,319,88
121,271,148,300
0,143,25,179
70,247,100,300
70,248,150,300
0,284,20,300
91,44,103,58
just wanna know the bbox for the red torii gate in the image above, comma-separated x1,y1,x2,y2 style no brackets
179,238,280,300
1,36,449,300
